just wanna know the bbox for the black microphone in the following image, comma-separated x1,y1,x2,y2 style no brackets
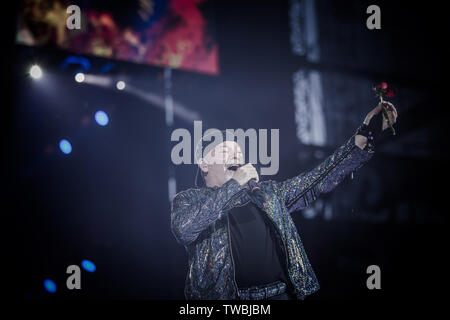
227,165,241,172
247,178,260,192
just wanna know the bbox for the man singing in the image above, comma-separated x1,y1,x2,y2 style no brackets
171,102,398,300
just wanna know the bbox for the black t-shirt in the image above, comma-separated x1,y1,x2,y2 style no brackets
228,200,290,289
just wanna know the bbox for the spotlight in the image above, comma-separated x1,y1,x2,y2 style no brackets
94,110,109,126
59,139,72,154
43,279,57,293
116,80,125,90
81,260,96,272
29,65,42,79
75,72,85,83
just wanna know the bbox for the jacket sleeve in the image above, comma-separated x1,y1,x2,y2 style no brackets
171,178,242,246
274,133,374,213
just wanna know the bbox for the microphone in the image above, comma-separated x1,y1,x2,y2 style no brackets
227,165,241,172
247,178,260,193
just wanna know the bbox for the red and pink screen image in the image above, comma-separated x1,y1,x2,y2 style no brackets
16,0,219,75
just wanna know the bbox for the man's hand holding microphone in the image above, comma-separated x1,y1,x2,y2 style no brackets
230,163,259,186
229,163,265,207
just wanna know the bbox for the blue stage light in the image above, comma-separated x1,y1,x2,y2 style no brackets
43,279,57,293
59,139,72,154
81,260,96,272
94,111,109,126
60,56,91,71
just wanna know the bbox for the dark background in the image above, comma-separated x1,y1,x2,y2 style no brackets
6,0,448,301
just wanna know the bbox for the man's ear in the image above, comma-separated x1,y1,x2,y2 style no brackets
198,158,208,175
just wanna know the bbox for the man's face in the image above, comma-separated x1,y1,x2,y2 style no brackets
200,141,244,187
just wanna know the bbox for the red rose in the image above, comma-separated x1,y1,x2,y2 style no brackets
373,82,395,99
385,88,395,98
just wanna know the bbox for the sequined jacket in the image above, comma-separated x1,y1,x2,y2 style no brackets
171,133,373,300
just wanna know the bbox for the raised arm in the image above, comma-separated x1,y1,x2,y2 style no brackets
274,101,398,213
274,133,373,213
171,178,242,246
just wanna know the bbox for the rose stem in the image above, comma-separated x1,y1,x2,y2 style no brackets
380,97,396,135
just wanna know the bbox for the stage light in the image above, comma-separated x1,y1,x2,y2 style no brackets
43,279,57,293
94,110,109,126
59,139,72,154
75,72,85,83
116,80,125,90
81,260,96,272
29,65,42,79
